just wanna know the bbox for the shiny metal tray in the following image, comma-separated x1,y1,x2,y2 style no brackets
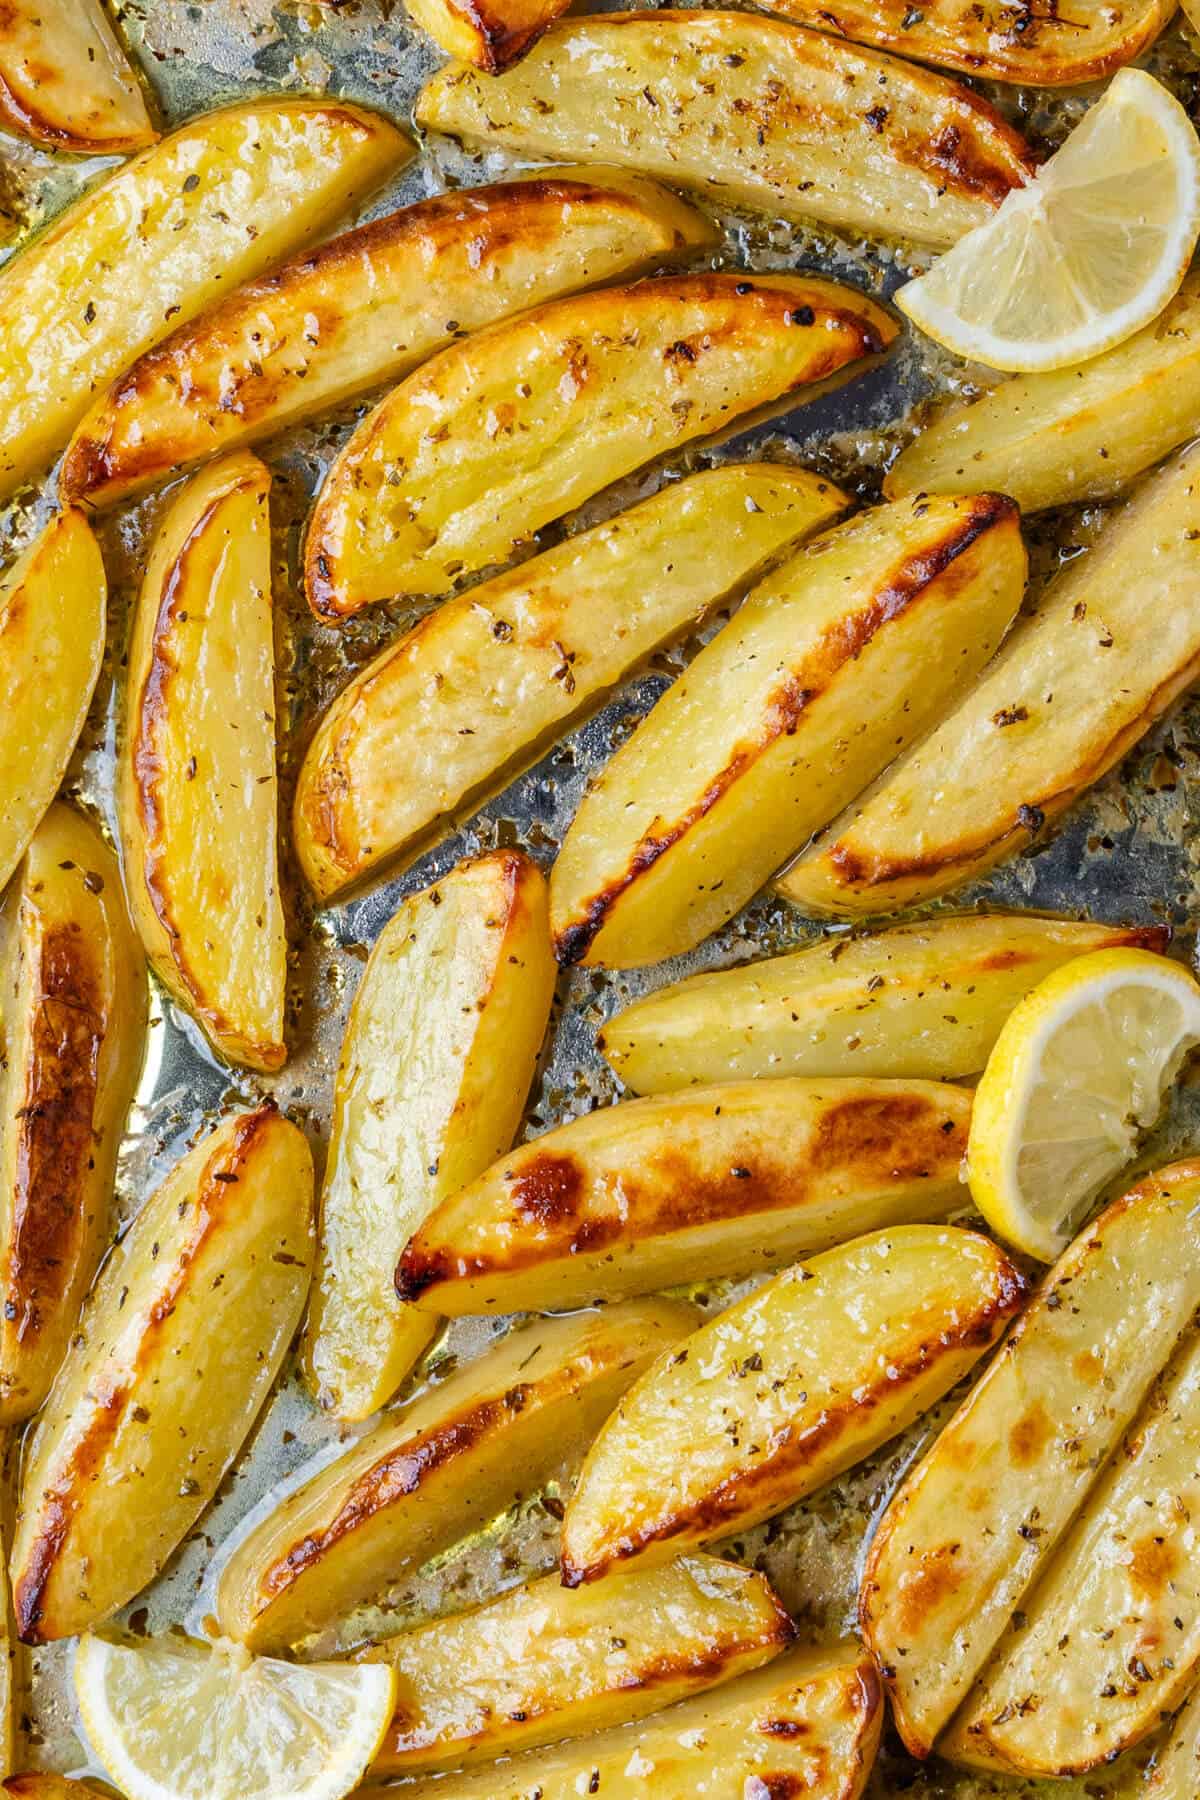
5,2,1200,1793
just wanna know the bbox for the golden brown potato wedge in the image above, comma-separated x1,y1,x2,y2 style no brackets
0,0,154,152
943,1308,1200,1776
752,0,1175,86
1136,1689,1200,1798
363,1554,793,1772
119,452,286,1074
416,12,1036,247
303,273,894,618
3,1781,105,1799
358,1643,882,1800
0,98,409,501
217,1299,694,1653
294,464,847,899
405,0,570,70
782,443,1200,917
560,1225,1024,1587
10,1104,313,1645
0,510,106,896
0,805,145,1426
550,492,1025,968
62,171,713,512
599,914,1169,1090
860,1160,1200,1758
398,1077,973,1313
302,851,555,1422
885,272,1200,515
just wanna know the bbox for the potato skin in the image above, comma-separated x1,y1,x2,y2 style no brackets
0,98,409,500
62,172,713,511
10,1105,314,1645
0,511,106,897
119,452,287,1073
0,806,146,1425
303,272,894,617
218,1300,695,1653
294,465,846,899
3,1780,107,1798
397,1077,973,1312
0,0,155,152
405,0,571,70
417,12,1036,247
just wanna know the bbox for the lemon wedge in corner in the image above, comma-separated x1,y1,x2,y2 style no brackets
74,1633,396,1800
967,947,1200,1262
898,68,1200,373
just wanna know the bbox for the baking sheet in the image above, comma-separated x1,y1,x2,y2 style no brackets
4,1,1200,1791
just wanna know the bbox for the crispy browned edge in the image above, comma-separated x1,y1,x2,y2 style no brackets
373,1572,796,1766
396,1085,971,1298
12,1103,281,1644
560,1242,1027,1586
302,273,896,621
431,0,575,71
3,1777,106,1798
128,469,284,1069
61,175,704,506
857,1160,1200,1758
553,491,1018,965
0,14,156,156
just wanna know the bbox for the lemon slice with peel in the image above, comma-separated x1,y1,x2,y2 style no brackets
967,947,1200,1262
74,1633,396,1800
898,69,1200,373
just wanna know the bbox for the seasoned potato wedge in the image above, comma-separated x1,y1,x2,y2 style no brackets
63,171,713,511
600,914,1169,1090
416,12,1035,248
0,98,409,500
405,0,569,70
753,0,1175,86
10,1104,313,1645
550,493,1025,968
304,273,894,617
944,1303,1200,1775
860,1161,1200,1757
294,465,847,898
363,1554,793,1772
560,1226,1024,1586
1137,1689,1200,1797
0,806,145,1426
217,1299,694,1653
359,1643,882,1800
0,510,105,896
885,272,1200,515
119,452,286,1073
398,1078,973,1313
782,444,1200,917
302,851,555,1421
0,0,154,152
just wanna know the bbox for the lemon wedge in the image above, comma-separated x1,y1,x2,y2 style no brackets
967,947,1200,1262
74,1633,396,1800
898,69,1200,373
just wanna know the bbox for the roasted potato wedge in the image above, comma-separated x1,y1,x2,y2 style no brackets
0,806,145,1426
303,273,894,618
10,1104,313,1645
0,0,154,153
560,1225,1024,1586
398,1077,973,1313
943,1305,1200,1775
294,464,847,898
0,97,409,501
600,914,1169,1090
217,1299,694,1653
405,0,570,70
886,272,1200,515
3,1782,105,1799
550,492,1025,968
416,12,1036,248
752,0,1175,85
1137,1689,1200,1797
63,171,713,512
359,1643,882,1800
861,1160,1200,1757
119,452,286,1073
363,1554,793,1772
302,851,555,1421
0,510,105,896
782,444,1200,917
